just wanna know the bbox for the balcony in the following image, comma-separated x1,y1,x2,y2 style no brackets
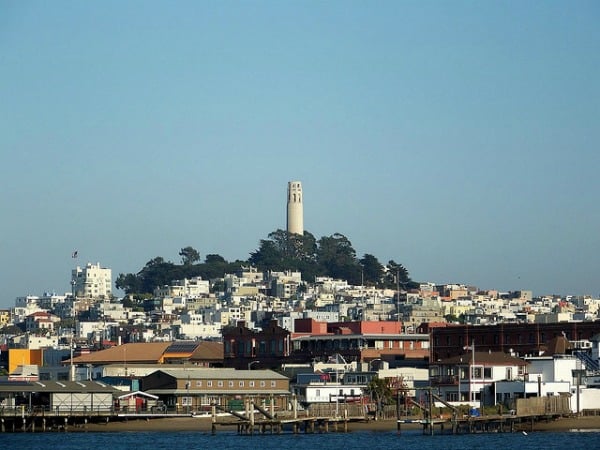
430,375,459,386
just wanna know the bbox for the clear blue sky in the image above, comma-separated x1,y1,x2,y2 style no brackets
1,1,599,307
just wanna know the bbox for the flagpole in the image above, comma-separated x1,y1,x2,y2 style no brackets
468,339,474,408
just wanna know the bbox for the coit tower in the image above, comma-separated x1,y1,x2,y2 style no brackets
286,181,304,235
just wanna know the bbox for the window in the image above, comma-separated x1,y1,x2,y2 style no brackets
239,381,244,387
207,381,213,387
228,381,234,387
260,381,266,387
484,368,492,379
271,381,276,388
218,381,223,387
249,381,255,388
472,367,482,379
196,381,202,387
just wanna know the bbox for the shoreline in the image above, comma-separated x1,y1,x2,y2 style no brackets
78,415,600,433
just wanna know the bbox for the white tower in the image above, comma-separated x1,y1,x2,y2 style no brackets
286,181,304,235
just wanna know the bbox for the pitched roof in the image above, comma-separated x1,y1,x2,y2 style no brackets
152,368,289,380
189,341,223,361
70,342,171,365
543,336,572,356
0,380,119,393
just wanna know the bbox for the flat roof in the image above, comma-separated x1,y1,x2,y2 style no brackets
292,333,429,341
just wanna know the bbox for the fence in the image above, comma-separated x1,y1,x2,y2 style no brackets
515,395,571,416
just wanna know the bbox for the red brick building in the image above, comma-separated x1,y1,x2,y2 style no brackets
431,321,600,361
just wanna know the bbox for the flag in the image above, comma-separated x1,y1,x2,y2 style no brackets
72,250,78,258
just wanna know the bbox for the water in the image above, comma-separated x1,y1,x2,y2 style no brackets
1,430,599,450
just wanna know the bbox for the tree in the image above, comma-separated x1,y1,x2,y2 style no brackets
205,254,227,264
249,239,284,271
316,233,361,284
366,376,393,419
179,246,200,265
384,260,415,289
359,253,384,286
115,273,142,294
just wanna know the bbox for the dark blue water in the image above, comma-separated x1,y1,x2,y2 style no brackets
1,430,599,449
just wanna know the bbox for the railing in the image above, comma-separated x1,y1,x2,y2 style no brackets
573,350,599,371
0,405,185,418
429,375,458,386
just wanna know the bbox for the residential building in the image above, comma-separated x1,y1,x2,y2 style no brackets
71,262,112,299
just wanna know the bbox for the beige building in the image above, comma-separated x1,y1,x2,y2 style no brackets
141,368,291,412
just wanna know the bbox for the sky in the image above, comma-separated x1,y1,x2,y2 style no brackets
1,1,599,307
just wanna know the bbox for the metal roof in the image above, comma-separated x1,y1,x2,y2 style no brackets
153,368,289,380
0,380,121,393
146,389,291,396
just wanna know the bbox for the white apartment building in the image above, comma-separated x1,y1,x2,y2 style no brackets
71,262,112,299
176,322,222,340
153,277,210,298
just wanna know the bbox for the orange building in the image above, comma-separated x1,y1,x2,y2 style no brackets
8,348,43,374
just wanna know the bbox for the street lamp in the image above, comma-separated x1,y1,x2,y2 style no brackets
248,360,260,370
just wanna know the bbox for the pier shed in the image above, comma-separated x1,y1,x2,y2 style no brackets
0,380,119,413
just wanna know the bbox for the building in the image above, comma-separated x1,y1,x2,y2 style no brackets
429,351,529,407
430,322,600,361
0,309,10,327
141,368,290,412
286,181,303,235
223,321,292,369
69,341,224,371
71,262,112,299
153,277,210,298
24,311,61,332
0,380,119,412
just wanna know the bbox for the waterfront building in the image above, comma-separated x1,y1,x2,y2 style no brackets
141,368,290,412
429,351,529,407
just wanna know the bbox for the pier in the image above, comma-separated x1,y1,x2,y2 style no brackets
210,397,367,435
396,389,572,436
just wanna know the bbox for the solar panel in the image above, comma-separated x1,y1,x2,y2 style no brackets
166,341,199,353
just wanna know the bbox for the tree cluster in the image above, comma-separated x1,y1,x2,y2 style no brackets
115,229,415,296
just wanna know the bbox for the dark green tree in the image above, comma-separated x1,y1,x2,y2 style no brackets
384,260,415,289
316,233,361,284
179,246,201,265
359,253,384,286
205,254,227,264
115,273,142,294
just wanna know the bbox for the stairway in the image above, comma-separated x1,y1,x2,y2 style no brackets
573,350,599,371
